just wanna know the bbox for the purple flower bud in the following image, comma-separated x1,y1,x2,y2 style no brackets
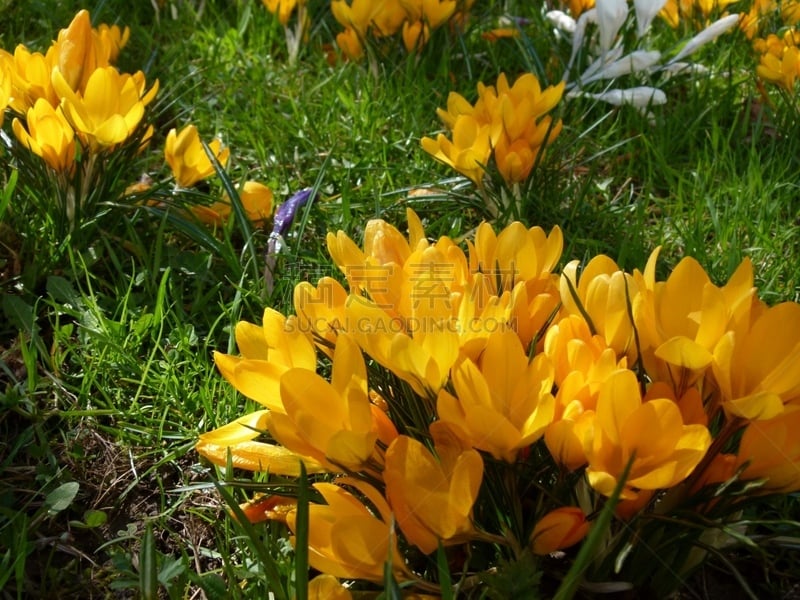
272,187,314,237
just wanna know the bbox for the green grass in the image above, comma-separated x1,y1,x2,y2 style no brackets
1,0,800,597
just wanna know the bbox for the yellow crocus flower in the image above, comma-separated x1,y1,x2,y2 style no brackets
560,254,639,361
566,0,595,17
327,211,424,317
262,0,301,26
632,249,755,396
584,369,712,500
734,406,800,494
384,430,483,554
191,180,274,226
468,220,562,347
267,334,395,471
437,329,556,462
421,113,493,185
757,43,800,91
286,478,411,582
346,294,459,399
308,574,352,600
398,0,457,51
194,410,326,475
711,302,800,420
468,221,563,294
12,98,76,172
331,0,406,57
164,124,229,188
53,66,158,151
544,314,625,396
542,316,628,471
399,0,457,26
0,59,12,125
293,276,349,357
54,9,102,94
95,22,130,63
1,45,59,113
213,309,316,413
531,507,590,555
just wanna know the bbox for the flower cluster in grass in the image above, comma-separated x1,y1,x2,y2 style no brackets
331,0,473,59
161,124,273,226
0,9,278,281
196,208,800,595
744,0,800,93
421,72,564,191
1,10,156,230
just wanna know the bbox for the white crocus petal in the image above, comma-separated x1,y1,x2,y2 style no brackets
581,86,668,108
658,61,709,78
580,50,662,85
564,8,598,81
546,10,577,33
634,0,668,37
579,46,625,85
668,14,740,64
596,0,628,54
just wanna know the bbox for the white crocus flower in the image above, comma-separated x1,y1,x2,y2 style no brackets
596,0,628,54
546,10,577,33
634,0,668,37
668,14,740,64
580,50,662,85
569,86,667,108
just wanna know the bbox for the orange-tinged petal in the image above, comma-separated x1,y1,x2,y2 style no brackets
195,439,325,474
531,507,590,555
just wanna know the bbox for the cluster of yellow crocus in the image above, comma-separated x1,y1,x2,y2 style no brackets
196,207,800,592
422,72,564,187
262,0,305,26
740,0,800,91
659,0,740,28
2,10,157,170
753,29,800,91
330,0,473,59
161,124,273,225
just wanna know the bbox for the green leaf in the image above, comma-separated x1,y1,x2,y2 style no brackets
158,556,186,585
197,573,228,600
83,509,108,528
45,482,79,515
294,461,309,600
46,275,81,306
437,541,454,600
2,295,36,335
140,522,159,600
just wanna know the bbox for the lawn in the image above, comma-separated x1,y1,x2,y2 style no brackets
1,0,799,598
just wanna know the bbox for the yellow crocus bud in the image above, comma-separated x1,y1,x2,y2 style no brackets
531,507,590,555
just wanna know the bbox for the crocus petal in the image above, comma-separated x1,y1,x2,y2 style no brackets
634,0,667,36
668,14,740,64
596,0,628,53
